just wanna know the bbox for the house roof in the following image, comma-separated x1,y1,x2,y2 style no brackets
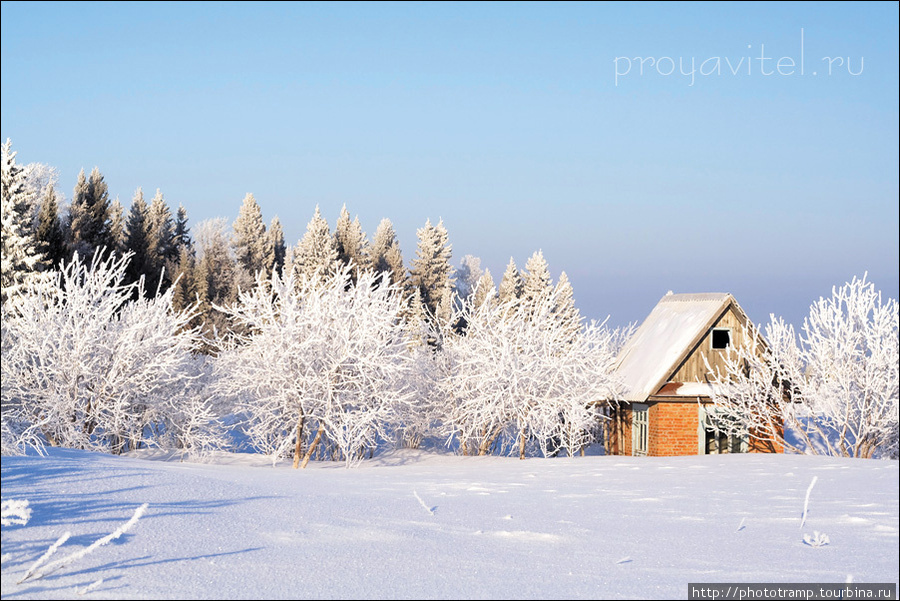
613,292,747,403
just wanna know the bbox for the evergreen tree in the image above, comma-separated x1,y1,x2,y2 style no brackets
123,188,152,287
498,258,523,309
267,215,286,276
232,193,268,278
552,271,581,341
454,255,483,300
108,197,126,255
370,218,407,289
171,243,198,316
195,217,236,336
334,204,369,277
472,268,496,310
1,139,42,303
522,250,553,318
147,189,176,293
292,205,338,283
409,218,453,318
173,204,192,253
67,167,112,262
34,184,67,271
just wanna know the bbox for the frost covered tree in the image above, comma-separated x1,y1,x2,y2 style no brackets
472,269,496,310
1,251,220,456
292,205,338,284
67,167,113,263
213,266,415,468
23,162,60,223
553,271,581,342
194,217,237,336
439,289,621,458
146,189,176,292
522,250,553,318
334,204,369,278
453,255,483,301
370,218,407,288
108,197,126,255
497,258,523,310
1,140,42,303
409,218,453,320
706,275,899,459
232,193,268,284
173,204,191,252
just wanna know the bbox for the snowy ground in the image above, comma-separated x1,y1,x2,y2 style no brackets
1,448,897,600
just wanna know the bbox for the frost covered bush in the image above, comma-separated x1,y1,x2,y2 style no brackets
213,265,415,468
439,286,622,458
707,275,899,458
1,251,221,456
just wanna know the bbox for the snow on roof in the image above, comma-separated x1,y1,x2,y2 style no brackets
614,292,732,402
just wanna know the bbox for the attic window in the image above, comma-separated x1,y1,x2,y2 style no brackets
711,328,731,350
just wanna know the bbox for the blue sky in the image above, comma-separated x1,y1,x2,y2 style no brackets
2,1,897,327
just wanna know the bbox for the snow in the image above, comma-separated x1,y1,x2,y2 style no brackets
614,293,733,402
2,449,897,599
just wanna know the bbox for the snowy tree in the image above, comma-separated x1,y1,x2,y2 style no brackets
173,204,192,252
497,258,523,310
267,216,286,276
552,271,582,342
23,162,60,224
292,205,338,284
194,217,237,337
472,269,496,310
34,185,67,271
1,251,220,456
453,255,483,301
522,250,553,318
706,275,899,459
213,266,415,468
439,289,621,458
67,167,113,263
232,193,268,282
370,218,407,289
1,140,42,304
171,244,198,316
334,204,369,277
147,189,176,292
409,218,453,320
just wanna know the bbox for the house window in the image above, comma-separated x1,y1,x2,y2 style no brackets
711,327,731,350
632,403,649,457
700,406,747,454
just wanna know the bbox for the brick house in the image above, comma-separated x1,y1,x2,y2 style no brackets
605,292,782,456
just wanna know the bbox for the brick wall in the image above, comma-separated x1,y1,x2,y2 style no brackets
648,402,700,456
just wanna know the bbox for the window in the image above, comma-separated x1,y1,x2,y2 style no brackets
699,406,747,454
711,327,731,350
632,403,649,457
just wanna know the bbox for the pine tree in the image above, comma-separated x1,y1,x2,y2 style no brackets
232,193,268,278
454,255,483,300
1,139,43,303
195,217,236,336
409,218,453,318
522,250,553,318
123,188,152,287
267,215,286,276
171,244,198,315
334,204,369,277
498,258,523,308
67,167,112,262
147,189,176,293
34,184,67,271
370,218,407,289
292,205,338,283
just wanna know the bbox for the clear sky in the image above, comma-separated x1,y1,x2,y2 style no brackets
2,1,898,328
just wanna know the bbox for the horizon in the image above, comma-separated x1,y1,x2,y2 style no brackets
2,1,897,328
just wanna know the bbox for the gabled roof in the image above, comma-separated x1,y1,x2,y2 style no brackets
613,292,748,402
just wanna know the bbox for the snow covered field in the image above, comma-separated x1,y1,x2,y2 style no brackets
1,449,897,600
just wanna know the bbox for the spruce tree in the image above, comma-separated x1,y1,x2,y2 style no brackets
522,250,553,318
35,184,67,271
409,218,453,318
147,189,176,293
108,197,126,255
334,204,369,278
173,204,192,252
67,166,112,262
1,139,42,303
472,268,496,310
497,258,523,309
267,215,286,276
370,218,407,289
292,205,337,283
232,193,268,278
123,188,152,287
552,271,582,342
